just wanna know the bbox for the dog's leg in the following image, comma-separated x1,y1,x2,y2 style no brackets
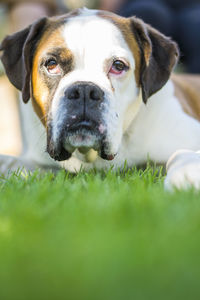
165,149,200,190
0,154,36,176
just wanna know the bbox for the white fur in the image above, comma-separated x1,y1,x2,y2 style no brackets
51,13,138,155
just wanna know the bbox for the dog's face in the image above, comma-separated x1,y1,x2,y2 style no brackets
0,8,178,161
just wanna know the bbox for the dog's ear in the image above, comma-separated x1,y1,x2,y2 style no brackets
0,17,47,103
129,17,179,103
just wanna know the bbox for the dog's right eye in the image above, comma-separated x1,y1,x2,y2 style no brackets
45,59,61,75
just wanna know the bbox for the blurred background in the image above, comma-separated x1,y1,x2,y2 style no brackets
0,0,200,156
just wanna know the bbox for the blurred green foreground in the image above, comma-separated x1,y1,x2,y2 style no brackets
0,168,200,300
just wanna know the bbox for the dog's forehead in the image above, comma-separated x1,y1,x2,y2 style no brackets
62,10,131,61
37,8,139,67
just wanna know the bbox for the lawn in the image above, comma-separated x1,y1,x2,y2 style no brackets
0,167,200,300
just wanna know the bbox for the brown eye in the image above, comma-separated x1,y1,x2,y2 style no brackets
113,60,126,71
109,60,128,75
46,59,57,69
45,59,61,75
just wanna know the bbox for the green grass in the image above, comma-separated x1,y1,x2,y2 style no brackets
0,167,200,300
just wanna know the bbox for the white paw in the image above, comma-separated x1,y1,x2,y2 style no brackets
165,150,200,190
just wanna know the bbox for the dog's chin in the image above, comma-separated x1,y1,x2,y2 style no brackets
64,130,99,152
63,129,116,161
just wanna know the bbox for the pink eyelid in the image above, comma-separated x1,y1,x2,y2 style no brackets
109,65,124,75
108,59,129,75
48,65,61,75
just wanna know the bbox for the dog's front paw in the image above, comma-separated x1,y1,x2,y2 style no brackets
165,150,200,190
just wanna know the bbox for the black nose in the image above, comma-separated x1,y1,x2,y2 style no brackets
65,82,104,102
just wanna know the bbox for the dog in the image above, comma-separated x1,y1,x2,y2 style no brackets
1,7,200,189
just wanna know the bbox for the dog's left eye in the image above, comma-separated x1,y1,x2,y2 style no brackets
109,60,128,75
45,59,61,75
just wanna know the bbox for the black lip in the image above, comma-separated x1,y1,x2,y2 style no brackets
100,142,116,161
47,143,72,161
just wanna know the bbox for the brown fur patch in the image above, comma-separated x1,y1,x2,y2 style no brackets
31,21,73,126
99,11,142,86
172,74,200,121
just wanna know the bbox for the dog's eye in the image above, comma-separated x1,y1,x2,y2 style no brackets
45,59,61,75
109,60,128,75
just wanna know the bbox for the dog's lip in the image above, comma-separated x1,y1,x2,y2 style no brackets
53,120,116,161
69,119,96,132
99,142,116,161
63,127,101,153
100,152,116,161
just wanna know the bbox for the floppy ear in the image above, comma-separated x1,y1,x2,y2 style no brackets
0,17,47,103
129,17,179,103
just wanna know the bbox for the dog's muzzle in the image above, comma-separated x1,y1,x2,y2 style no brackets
47,82,116,161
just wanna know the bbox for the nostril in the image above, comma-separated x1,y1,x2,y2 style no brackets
90,89,100,101
71,89,80,100
66,87,80,100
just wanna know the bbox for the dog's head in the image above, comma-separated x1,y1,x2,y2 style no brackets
0,8,178,161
